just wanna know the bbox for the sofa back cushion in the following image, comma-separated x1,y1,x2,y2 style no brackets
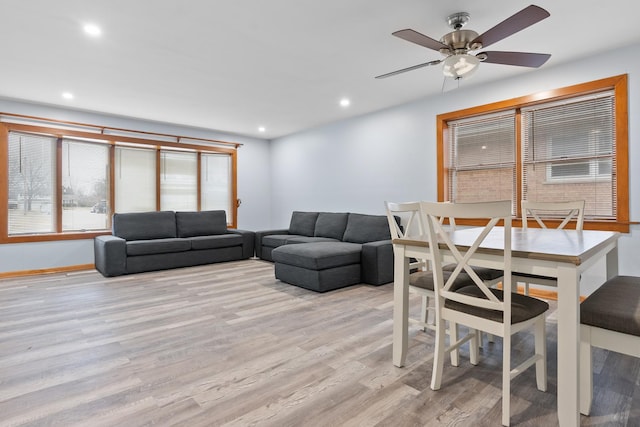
314,212,349,240
343,213,392,243
176,210,227,238
113,211,177,241
288,211,319,237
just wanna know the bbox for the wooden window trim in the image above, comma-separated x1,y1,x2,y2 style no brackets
1,119,240,244
437,74,629,232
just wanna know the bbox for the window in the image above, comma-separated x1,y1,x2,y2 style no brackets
62,139,109,231
160,150,197,211
114,146,156,212
437,75,628,231
1,117,240,242
522,92,616,219
201,153,232,222
447,111,516,212
7,132,56,235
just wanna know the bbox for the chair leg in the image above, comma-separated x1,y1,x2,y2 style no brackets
431,318,446,391
502,332,511,426
450,322,459,367
580,325,593,416
420,295,429,331
470,329,479,365
535,316,547,391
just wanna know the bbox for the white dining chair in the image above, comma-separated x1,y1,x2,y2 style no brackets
384,201,474,333
422,200,549,426
515,199,585,295
579,275,640,415
385,201,503,347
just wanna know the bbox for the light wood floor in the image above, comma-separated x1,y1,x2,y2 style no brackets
0,259,638,426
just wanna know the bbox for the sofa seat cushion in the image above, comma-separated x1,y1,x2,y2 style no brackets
190,234,244,250
263,235,339,248
126,238,191,256
286,236,340,244
272,242,362,270
262,234,293,248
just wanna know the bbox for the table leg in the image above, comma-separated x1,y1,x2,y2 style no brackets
556,265,581,427
392,245,409,367
606,245,619,280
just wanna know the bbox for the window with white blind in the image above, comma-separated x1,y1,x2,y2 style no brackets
160,150,198,211
201,153,232,222
437,75,628,231
7,132,56,235
114,146,156,213
447,111,517,213
522,92,615,219
61,139,110,231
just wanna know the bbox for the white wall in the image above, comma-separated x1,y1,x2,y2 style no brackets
0,99,272,272
3,42,640,287
270,42,640,293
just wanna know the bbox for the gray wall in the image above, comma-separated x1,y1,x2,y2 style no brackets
0,99,272,272
269,43,640,293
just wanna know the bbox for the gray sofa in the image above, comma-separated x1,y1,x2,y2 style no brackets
94,210,254,277
255,211,395,292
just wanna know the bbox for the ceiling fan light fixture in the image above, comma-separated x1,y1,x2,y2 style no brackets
442,54,479,79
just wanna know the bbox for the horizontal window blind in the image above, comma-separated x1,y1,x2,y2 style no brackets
447,111,516,213
522,91,616,219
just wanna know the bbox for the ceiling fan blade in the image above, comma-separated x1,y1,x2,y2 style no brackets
375,60,442,79
479,51,551,68
471,5,550,49
392,29,449,51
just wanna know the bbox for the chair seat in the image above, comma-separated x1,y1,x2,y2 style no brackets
410,270,475,292
448,286,549,324
580,275,640,337
443,264,504,281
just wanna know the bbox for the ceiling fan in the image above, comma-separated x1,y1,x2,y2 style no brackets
376,4,551,80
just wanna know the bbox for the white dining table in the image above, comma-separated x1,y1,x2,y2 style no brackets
392,226,620,427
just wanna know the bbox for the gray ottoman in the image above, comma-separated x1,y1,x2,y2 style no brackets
272,242,363,292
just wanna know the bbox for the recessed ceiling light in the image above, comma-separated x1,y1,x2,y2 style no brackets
62,92,74,100
258,126,266,133
83,23,102,37
339,98,350,107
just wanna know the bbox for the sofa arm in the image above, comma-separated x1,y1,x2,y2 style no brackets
361,240,394,286
94,235,127,277
254,229,289,259
228,229,256,258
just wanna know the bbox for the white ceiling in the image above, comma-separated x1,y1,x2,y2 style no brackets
1,0,639,140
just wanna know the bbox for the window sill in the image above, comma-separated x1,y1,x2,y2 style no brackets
1,230,110,244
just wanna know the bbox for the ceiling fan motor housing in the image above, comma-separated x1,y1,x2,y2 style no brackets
439,29,481,55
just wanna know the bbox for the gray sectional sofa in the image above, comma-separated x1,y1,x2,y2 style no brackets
94,210,254,277
255,211,395,292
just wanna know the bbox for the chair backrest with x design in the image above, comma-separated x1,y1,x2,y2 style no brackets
384,201,424,240
385,201,428,271
521,200,585,231
420,200,513,325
